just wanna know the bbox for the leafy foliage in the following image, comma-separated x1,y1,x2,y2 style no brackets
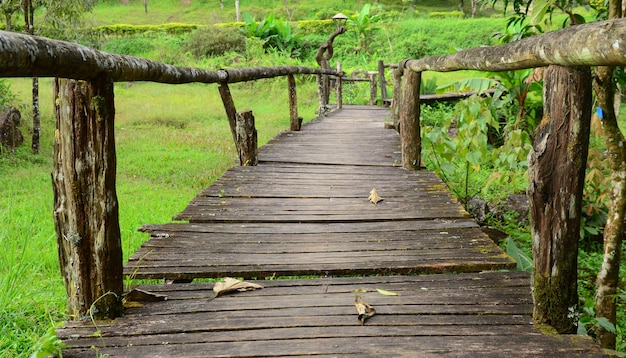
346,3,381,53
243,12,303,57
0,79,14,112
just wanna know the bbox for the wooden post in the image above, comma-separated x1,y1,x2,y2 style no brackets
52,75,123,320
218,82,238,143
378,60,388,105
287,74,301,131
369,73,377,106
336,61,343,110
235,110,258,166
317,74,326,116
399,69,421,170
528,65,592,334
391,66,403,130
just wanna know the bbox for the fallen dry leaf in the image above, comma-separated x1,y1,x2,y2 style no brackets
368,188,383,204
213,277,263,297
124,288,167,302
123,288,167,309
354,295,376,325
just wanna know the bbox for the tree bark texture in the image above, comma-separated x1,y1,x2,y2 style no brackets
592,0,625,350
399,70,421,170
404,19,626,73
0,31,339,83
235,110,258,166
287,74,300,131
52,75,123,320
527,65,592,334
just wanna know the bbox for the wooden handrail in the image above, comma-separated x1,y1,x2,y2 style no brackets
0,30,340,82
403,19,626,73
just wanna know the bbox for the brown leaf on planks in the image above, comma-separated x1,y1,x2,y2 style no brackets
213,277,263,297
368,188,383,204
123,288,168,308
354,295,376,325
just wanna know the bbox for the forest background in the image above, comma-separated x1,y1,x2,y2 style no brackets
0,0,624,356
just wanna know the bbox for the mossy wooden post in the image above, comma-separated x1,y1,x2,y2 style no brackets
316,74,326,116
369,73,377,106
52,75,123,320
528,65,592,333
399,69,421,170
235,110,258,166
287,74,301,131
378,60,388,105
391,66,403,130
336,61,343,110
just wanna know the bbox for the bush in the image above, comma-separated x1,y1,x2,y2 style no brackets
183,26,246,59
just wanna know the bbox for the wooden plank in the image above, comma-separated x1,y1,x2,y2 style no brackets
57,273,606,357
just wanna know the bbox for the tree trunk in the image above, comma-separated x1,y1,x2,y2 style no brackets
235,0,240,22
527,65,592,334
399,69,421,170
31,77,40,154
52,75,123,320
593,64,625,351
593,0,625,349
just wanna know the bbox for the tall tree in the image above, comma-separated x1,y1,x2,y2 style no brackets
21,0,40,154
592,0,624,350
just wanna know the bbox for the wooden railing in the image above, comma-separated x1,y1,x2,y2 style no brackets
394,18,626,338
0,30,342,321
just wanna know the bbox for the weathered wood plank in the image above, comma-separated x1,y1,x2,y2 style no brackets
58,273,606,357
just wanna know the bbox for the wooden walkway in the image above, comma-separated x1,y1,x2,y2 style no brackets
57,105,606,357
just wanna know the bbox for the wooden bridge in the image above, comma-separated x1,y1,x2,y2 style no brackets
55,105,606,357
3,19,625,357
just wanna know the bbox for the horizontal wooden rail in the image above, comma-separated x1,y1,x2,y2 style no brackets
404,19,626,73
0,30,339,83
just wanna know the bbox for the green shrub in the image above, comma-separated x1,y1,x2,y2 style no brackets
183,26,246,59
94,23,200,36
295,19,335,35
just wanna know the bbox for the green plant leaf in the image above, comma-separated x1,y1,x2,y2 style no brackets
505,237,532,273
595,317,616,333
529,0,555,26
